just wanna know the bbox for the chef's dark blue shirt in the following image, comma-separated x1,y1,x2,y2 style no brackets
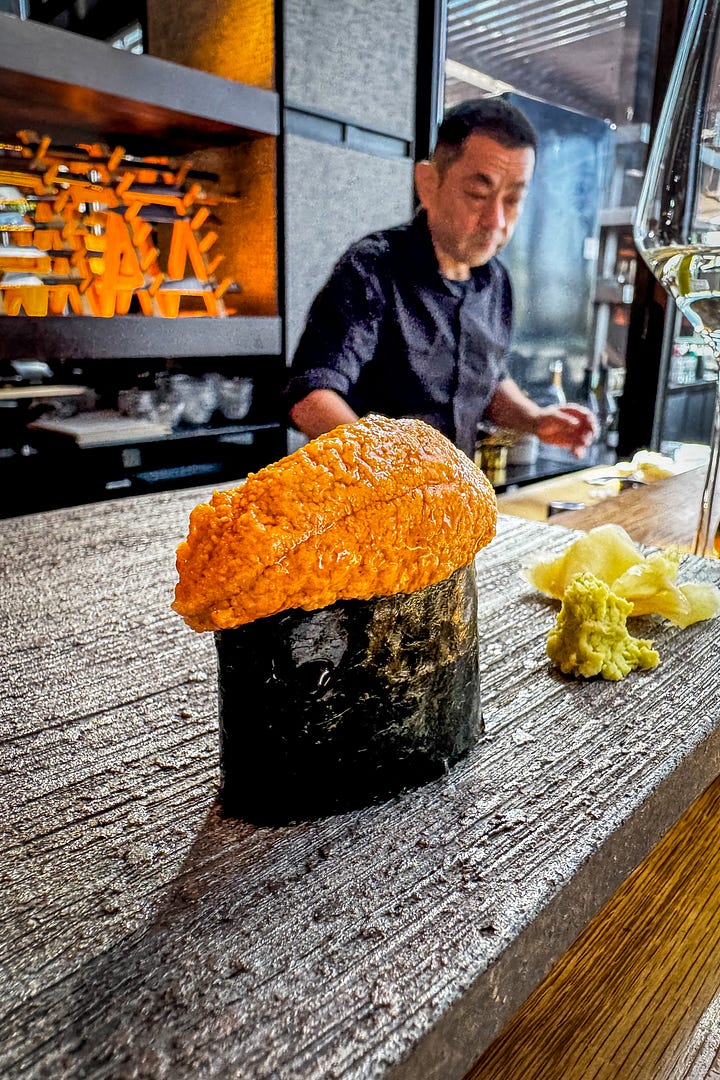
283,211,512,459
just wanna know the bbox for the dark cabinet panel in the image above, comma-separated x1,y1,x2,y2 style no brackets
661,383,715,444
2,422,286,518
0,317,282,361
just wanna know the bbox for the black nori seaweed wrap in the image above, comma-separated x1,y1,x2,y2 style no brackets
215,563,483,824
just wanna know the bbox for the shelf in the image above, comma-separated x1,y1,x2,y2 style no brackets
0,12,283,514
1,419,288,515
666,379,717,394
0,315,282,360
594,280,635,305
0,13,279,153
28,417,282,450
598,206,636,228
0,383,88,401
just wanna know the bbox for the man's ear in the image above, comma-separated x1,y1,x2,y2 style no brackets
414,160,438,210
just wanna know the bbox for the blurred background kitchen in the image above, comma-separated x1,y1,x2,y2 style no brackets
0,0,702,516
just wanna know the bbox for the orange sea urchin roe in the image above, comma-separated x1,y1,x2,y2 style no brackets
172,414,497,631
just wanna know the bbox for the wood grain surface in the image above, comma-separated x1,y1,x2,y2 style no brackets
465,772,720,1080
496,463,635,523
1,493,720,1079
554,466,709,551
497,465,712,554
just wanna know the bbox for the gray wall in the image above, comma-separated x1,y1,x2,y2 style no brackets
282,0,418,360
283,0,417,138
284,138,414,356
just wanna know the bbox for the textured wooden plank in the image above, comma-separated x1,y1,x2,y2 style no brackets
464,774,720,1080
1,494,720,1079
674,989,720,1080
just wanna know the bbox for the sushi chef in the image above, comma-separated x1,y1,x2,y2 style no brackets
282,97,597,461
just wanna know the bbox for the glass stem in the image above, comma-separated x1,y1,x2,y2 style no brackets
694,373,720,556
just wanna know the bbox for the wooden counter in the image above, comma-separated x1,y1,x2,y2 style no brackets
1,489,720,1079
558,465,709,551
499,464,713,553
496,462,633,522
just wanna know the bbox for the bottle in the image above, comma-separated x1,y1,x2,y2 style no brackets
596,364,618,450
579,367,601,440
579,366,595,402
546,358,567,407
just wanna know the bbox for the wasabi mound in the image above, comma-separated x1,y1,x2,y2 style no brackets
546,573,660,682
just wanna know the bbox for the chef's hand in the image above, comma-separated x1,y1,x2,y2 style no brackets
534,404,598,459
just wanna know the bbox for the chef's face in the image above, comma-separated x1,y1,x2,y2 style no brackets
415,132,535,268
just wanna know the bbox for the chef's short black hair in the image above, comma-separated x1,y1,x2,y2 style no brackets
433,97,538,173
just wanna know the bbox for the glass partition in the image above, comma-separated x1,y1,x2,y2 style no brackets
444,0,666,458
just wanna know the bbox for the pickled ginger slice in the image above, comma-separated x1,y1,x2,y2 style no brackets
611,549,689,622
675,582,720,629
604,548,720,626
522,524,643,599
524,526,720,629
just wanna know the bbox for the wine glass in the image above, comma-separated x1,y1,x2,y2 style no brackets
633,0,720,557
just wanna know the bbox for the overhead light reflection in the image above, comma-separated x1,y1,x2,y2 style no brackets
444,58,516,95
